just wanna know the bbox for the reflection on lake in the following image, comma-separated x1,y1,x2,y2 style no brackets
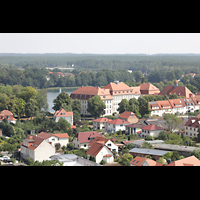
47,87,77,113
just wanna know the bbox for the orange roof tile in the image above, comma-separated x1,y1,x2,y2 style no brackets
167,156,200,166
52,133,69,138
139,83,160,95
108,118,130,125
119,111,137,119
142,124,165,131
54,108,73,117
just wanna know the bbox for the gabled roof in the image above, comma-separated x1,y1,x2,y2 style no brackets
37,132,52,139
52,133,69,138
168,99,185,108
125,123,144,128
75,131,103,143
129,156,162,166
141,124,165,131
184,117,200,128
93,117,112,123
88,136,109,147
54,108,73,117
119,111,137,119
86,142,113,157
0,110,14,116
159,85,195,98
108,118,130,125
167,156,200,166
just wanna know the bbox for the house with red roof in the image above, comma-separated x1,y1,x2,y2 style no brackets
54,108,73,125
0,110,17,124
107,118,130,133
86,141,114,164
72,131,103,149
129,156,163,166
92,117,112,130
140,124,165,138
88,136,118,153
119,111,139,124
166,155,200,166
36,132,69,147
20,134,55,162
159,80,195,98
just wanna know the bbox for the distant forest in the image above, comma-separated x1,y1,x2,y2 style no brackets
1,53,200,92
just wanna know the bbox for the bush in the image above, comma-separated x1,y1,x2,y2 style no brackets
100,160,106,165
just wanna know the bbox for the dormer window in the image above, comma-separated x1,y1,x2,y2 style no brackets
61,113,65,115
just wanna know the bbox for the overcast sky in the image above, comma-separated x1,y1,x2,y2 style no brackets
0,33,200,54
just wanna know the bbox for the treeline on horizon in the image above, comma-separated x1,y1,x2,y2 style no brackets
1,54,200,92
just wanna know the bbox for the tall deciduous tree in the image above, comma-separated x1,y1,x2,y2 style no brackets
52,91,72,111
117,99,129,114
14,97,26,119
163,114,184,133
87,95,106,118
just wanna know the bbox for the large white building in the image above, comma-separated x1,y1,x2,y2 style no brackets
70,81,141,116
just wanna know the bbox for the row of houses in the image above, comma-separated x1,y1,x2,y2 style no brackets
149,96,200,117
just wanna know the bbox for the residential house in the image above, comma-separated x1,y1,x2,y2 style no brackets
72,131,103,149
140,124,165,138
166,155,200,166
20,135,55,162
70,86,113,116
36,132,69,147
54,108,73,125
119,111,139,124
184,117,200,138
86,142,114,164
129,156,163,166
159,80,195,98
92,117,112,130
107,118,130,133
129,148,170,160
139,83,160,95
88,136,118,153
0,110,17,124
103,81,141,113
125,123,144,135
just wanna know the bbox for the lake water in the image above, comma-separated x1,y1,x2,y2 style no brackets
47,87,77,113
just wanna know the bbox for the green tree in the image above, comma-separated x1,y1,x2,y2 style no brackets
117,99,129,114
163,114,184,133
25,98,39,119
118,153,133,166
87,95,106,118
14,97,26,119
52,91,72,111
138,97,151,117
57,118,73,135
18,86,38,103
72,99,81,112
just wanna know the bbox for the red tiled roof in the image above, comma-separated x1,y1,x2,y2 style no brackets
159,85,195,98
76,131,103,143
184,117,200,128
141,124,165,131
167,156,200,166
103,82,141,96
139,83,160,95
37,132,52,139
88,136,109,146
119,111,137,119
52,133,69,138
70,86,113,100
54,108,73,117
93,117,112,123
108,118,130,125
